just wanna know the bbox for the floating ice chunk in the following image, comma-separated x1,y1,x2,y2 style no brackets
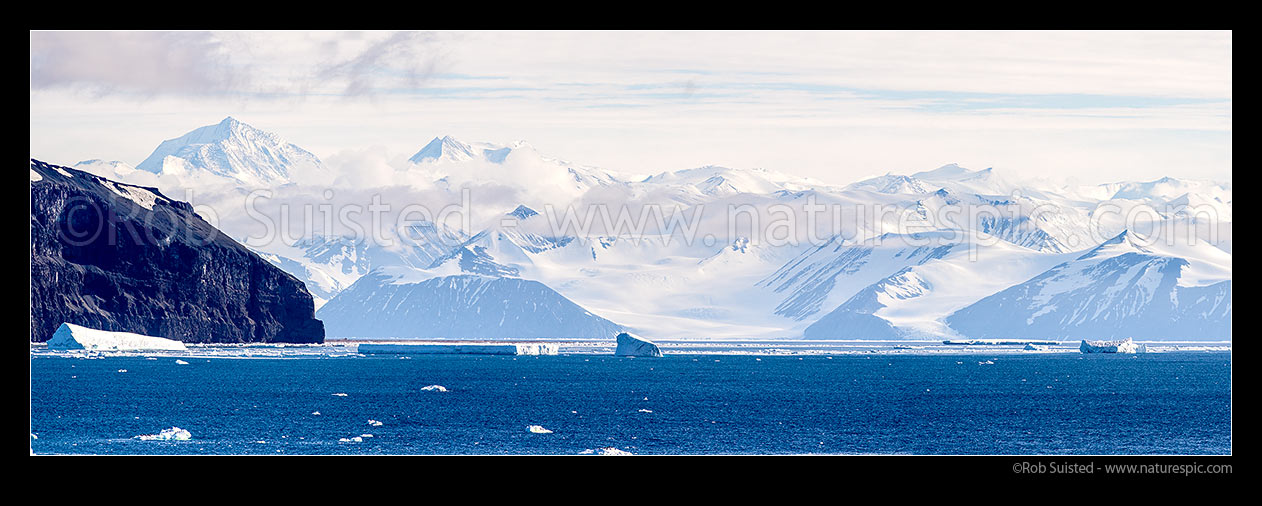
137,427,192,441
312,411,321,416
614,332,663,357
582,447,632,456
118,369,127,373
367,419,383,427
420,385,448,392
638,409,653,413
526,425,554,434
332,393,348,397
47,323,187,351
978,360,994,365
339,436,363,443
360,434,374,438
1023,344,1045,351
175,359,190,365
1080,338,1146,354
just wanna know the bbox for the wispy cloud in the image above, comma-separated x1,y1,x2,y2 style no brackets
30,31,246,97
315,31,446,97
28,30,1232,184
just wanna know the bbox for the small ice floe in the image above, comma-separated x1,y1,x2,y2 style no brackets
638,409,653,413
367,419,383,427
1024,344,1045,351
526,425,554,434
360,434,374,438
30,433,37,440
420,385,448,392
137,427,192,441
312,411,321,416
978,360,994,365
338,436,363,443
175,359,189,365
332,392,348,397
146,357,157,361
117,369,128,373
580,447,632,456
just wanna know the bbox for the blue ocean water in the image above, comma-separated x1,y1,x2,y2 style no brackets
29,352,1231,455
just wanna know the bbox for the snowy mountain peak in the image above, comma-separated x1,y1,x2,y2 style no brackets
135,117,323,186
410,136,479,164
913,163,971,180
1077,230,1152,260
409,135,522,164
507,205,539,219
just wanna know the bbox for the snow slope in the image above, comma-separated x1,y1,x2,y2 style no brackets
136,117,324,186
317,267,623,339
946,230,1232,340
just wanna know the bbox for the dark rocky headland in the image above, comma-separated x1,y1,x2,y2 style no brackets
30,159,324,343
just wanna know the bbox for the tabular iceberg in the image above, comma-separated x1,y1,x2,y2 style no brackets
357,343,559,355
614,332,663,357
1080,338,1146,354
47,323,188,351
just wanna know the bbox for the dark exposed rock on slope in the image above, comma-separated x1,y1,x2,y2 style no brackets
30,159,324,343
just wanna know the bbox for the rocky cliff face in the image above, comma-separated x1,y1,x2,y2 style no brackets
30,159,324,343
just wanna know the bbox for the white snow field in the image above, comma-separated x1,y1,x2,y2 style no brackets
91,118,1231,341
47,323,188,351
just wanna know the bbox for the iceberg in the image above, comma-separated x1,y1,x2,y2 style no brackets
1023,343,1046,351
1080,338,1146,354
614,333,663,357
358,343,558,356
47,323,187,351
137,427,192,441
526,425,554,434
580,447,632,455
420,385,449,392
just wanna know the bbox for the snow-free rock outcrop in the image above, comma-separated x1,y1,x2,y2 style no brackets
614,332,663,357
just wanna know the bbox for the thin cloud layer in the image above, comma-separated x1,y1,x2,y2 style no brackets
30,31,245,96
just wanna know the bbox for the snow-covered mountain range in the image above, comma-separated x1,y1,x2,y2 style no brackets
64,117,1231,340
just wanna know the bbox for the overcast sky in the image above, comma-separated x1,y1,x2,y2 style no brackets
29,30,1232,186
